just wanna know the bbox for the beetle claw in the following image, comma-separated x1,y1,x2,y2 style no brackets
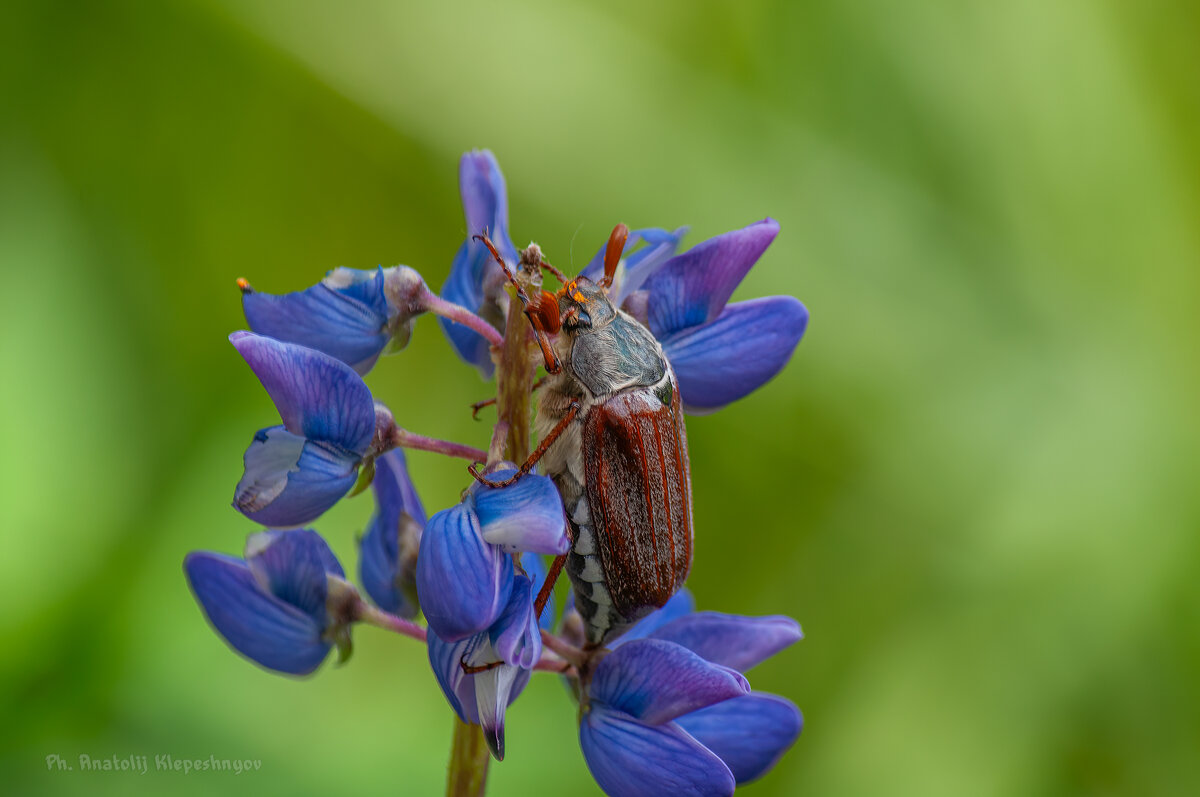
468,462,522,489
470,397,497,420
460,654,503,674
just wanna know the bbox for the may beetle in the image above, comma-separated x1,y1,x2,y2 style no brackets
471,225,693,649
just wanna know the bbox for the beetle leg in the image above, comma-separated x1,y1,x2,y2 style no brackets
532,330,562,375
467,400,581,488
470,396,497,419
460,655,504,674
470,376,551,420
533,552,568,619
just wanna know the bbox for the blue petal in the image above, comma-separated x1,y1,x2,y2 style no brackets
437,150,516,378
580,707,735,797
184,552,330,675
427,629,481,725
648,612,802,673
358,509,410,616
438,238,499,378
358,450,425,616
233,427,359,527
676,694,802,785
242,529,342,626
611,589,695,648
241,267,390,375
489,574,542,669
460,150,518,264
374,448,427,527
661,295,808,414
520,552,556,630
470,470,569,555
229,332,376,453
427,627,531,759
590,639,749,726
579,227,688,306
416,504,514,642
642,219,780,339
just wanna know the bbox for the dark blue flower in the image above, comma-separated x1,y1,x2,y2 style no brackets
241,265,428,376
416,464,568,642
230,331,387,527
184,529,357,675
358,449,426,618
427,569,544,760
438,150,518,378
579,606,803,796
621,219,808,414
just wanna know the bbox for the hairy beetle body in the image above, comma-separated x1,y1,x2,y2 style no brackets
536,297,693,647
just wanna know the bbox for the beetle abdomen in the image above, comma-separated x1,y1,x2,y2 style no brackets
576,381,693,646
564,497,626,645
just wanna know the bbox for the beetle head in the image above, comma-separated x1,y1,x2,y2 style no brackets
556,277,616,333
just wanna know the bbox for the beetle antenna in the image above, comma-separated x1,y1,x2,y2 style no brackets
600,223,629,290
473,232,527,302
473,231,562,373
539,259,568,284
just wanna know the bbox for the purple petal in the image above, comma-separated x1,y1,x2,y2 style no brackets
579,227,688,305
611,589,695,648
676,694,803,785
648,612,802,673
489,574,542,669
184,552,330,675
358,508,413,617
374,448,427,527
580,707,735,797
438,239,499,379
243,529,343,624
591,639,750,725
427,630,481,725
642,219,780,339
241,268,390,375
427,628,531,759
229,332,376,454
438,150,516,378
661,295,808,413
470,470,569,555
358,452,424,617
233,427,359,527
460,150,518,263
416,504,514,642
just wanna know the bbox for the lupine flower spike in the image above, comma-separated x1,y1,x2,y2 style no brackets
187,150,809,795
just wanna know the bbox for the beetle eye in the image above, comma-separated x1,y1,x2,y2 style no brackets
564,306,591,330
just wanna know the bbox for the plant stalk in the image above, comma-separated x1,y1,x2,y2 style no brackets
444,258,540,797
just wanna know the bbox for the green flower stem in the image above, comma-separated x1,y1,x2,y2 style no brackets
447,717,490,797
444,253,541,797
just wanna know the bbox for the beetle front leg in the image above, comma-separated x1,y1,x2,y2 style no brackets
468,400,581,488
533,552,568,619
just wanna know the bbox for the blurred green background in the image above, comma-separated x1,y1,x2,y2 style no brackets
3,0,1198,794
